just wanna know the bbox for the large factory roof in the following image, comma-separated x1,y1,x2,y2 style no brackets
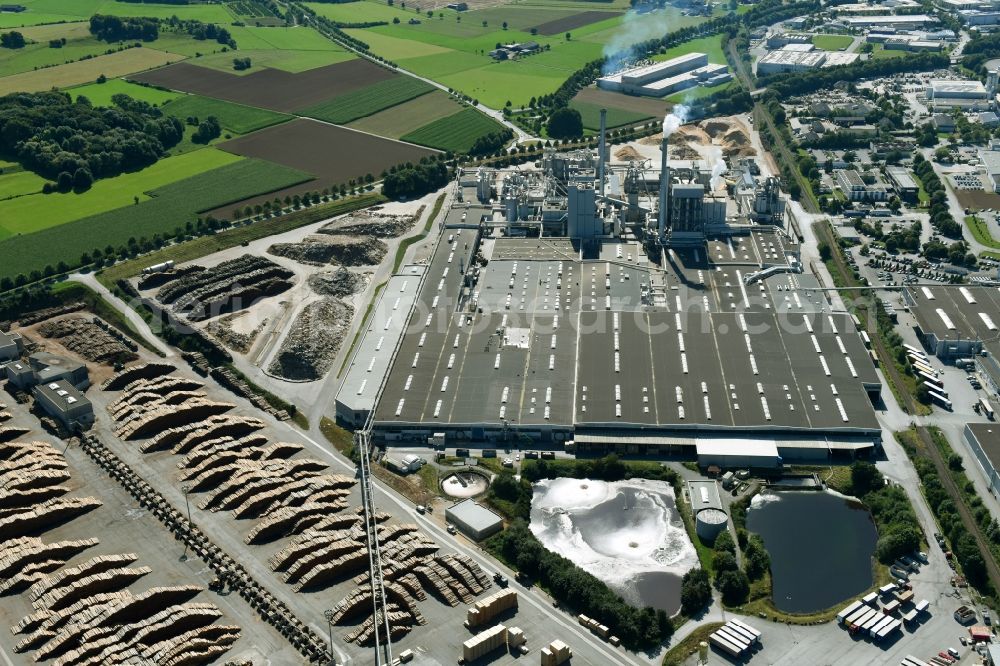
336,265,426,417
758,50,826,68
907,284,1000,342
372,225,880,436
929,79,987,96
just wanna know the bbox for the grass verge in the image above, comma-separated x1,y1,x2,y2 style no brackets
662,622,724,666
320,416,359,462
966,214,1000,250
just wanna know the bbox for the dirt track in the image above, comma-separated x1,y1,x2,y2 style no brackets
129,59,396,112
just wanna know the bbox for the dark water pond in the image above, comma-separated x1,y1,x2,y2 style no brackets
746,490,878,614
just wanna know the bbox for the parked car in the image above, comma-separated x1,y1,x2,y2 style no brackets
447,524,457,535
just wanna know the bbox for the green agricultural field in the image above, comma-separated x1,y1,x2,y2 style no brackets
194,48,356,73
0,47,183,95
161,95,292,134
348,90,465,138
302,76,433,124
342,6,710,108
0,0,236,27
570,100,651,130
0,35,113,78
0,148,242,239
305,1,422,25
0,158,312,282
17,21,92,42
401,107,506,153
67,79,179,107
652,34,727,68
812,34,853,51
0,170,46,200
183,26,355,73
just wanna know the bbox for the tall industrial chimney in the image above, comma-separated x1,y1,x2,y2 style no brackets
598,108,607,198
658,132,669,239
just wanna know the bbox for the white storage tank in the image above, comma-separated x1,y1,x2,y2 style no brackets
695,507,729,542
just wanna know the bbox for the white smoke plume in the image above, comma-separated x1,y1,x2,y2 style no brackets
602,9,677,74
706,145,726,191
661,104,689,139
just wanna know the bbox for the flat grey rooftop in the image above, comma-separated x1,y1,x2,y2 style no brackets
336,265,426,414
908,284,1000,342
372,225,880,437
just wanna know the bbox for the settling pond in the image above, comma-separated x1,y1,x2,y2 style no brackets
746,490,878,614
529,478,697,615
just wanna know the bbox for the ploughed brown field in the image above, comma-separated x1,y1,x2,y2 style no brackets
206,118,435,217
532,10,617,36
129,59,396,113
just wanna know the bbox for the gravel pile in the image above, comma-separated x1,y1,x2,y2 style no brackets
307,267,363,297
267,299,353,381
268,236,387,267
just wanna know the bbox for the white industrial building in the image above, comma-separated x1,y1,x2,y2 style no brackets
842,14,936,28
979,147,1000,193
757,50,827,74
958,8,1000,24
836,169,889,202
597,52,731,97
926,79,991,110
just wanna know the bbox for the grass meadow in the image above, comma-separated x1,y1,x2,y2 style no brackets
161,95,292,133
301,76,433,123
67,79,179,106
401,107,506,152
0,158,312,282
0,148,243,239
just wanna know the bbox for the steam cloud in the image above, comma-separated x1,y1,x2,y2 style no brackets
661,104,689,139
706,145,725,191
602,8,678,74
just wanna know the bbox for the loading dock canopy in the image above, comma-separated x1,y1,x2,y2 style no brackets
696,438,780,467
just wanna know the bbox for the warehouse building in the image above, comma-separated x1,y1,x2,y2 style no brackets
445,499,503,541
32,380,93,430
597,53,732,97
904,284,993,359
926,79,991,110
958,9,1000,24
842,14,936,28
757,49,827,75
965,423,1000,496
